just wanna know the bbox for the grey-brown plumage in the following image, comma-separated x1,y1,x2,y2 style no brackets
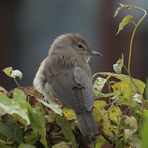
33,33,100,137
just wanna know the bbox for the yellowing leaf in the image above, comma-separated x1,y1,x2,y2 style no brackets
114,3,134,17
62,107,76,120
94,100,107,109
2,67,13,77
116,15,133,34
108,106,122,123
112,81,133,99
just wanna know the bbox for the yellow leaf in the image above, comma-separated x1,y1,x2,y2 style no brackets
116,15,133,34
62,107,76,121
112,82,133,99
108,106,122,123
94,100,107,109
2,67,13,77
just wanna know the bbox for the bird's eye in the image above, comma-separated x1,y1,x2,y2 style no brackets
77,43,83,49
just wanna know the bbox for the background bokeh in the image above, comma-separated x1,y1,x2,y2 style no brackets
0,0,148,90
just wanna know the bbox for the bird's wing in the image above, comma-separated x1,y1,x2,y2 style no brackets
46,65,94,113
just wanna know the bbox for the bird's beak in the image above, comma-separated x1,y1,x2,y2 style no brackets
91,51,102,56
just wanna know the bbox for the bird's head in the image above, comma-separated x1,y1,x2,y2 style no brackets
49,33,101,63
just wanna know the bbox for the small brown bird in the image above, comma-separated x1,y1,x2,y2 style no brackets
33,33,101,137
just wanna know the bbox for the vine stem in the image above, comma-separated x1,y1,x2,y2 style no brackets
14,78,21,88
128,6,147,74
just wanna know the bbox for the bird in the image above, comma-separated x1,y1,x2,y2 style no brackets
33,33,101,137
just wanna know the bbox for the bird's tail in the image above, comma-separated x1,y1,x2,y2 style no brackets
76,111,99,137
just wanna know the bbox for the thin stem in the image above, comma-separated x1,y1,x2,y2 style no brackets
14,78,21,88
128,6,147,74
123,64,141,93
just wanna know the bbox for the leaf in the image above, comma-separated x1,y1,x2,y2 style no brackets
108,106,122,124
28,107,47,148
95,136,107,148
18,143,36,148
37,100,62,115
144,77,148,99
56,115,77,148
112,81,133,99
114,3,134,17
11,70,23,80
24,131,40,145
0,92,30,126
124,116,137,133
52,141,70,148
116,15,133,34
2,67,13,77
0,123,23,144
93,75,112,98
132,93,143,104
124,129,132,142
45,110,56,123
99,72,146,94
113,54,124,73
62,107,76,121
94,100,107,110
3,67,23,79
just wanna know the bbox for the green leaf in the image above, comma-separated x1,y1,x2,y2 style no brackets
116,15,133,34
113,54,124,73
56,115,77,148
52,141,70,148
144,77,148,99
18,143,36,148
0,123,23,144
13,88,27,104
0,92,30,126
95,136,107,148
28,107,47,148
140,111,148,148
24,131,40,145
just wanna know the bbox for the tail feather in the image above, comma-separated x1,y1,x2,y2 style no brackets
76,111,99,137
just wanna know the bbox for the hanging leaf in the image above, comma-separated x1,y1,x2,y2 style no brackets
56,115,77,148
116,15,133,34
114,3,134,17
3,67,23,80
113,54,124,74
2,67,13,77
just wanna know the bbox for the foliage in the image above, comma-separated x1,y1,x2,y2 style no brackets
0,2,147,148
